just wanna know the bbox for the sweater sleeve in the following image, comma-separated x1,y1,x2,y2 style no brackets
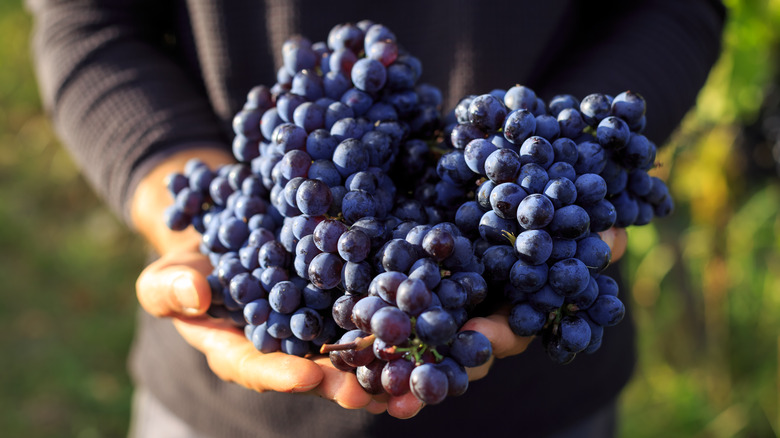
26,0,230,225
536,0,726,145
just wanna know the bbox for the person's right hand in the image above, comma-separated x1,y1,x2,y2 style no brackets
130,147,420,417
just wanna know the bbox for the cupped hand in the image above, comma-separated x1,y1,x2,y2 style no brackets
131,148,400,416
135,249,402,413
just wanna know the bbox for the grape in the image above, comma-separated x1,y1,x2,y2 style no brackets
251,323,282,353
230,272,265,305
520,136,555,169
516,163,549,194
415,307,457,346
435,279,467,309
548,258,590,297
508,303,547,336
514,229,553,265
587,295,626,327
351,58,387,93
370,306,412,345
610,90,646,126
464,138,498,175
449,330,492,367
468,94,508,131
485,148,522,183
543,177,578,209
396,278,433,316
356,360,386,394
307,253,344,289
410,363,449,405
596,116,630,149
268,281,302,314
504,85,537,111
580,93,612,127
489,182,527,220
382,358,414,396
546,161,577,183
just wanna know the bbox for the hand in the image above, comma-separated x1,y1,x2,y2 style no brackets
131,148,398,415
459,226,628,381
136,249,422,415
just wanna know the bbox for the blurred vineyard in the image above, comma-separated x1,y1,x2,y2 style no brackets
0,1,778,437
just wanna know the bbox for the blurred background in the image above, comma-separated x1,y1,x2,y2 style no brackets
1,1,778,437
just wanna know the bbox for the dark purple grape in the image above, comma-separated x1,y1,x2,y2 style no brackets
516,193,554,230
610,90,646,126
463,138,498,175
244,298,272,326
396,278,433,316
352,295,389,332
548,94,580,118
587,295,625,327
467,94,508,132
332,294,360,330
595,275,619,297
351,58,387,93
368,271,407,305
528,284,564,312
415,307,457,346
307,252,344,289
516,163,549,194
450,330,492,367
544,178,578,209
508,303,546,336
382,358,414,396
489,182,527,220
266,310,293,339
356,360,386,394
251,323,282,353
514,229,553,265
229,272,264,305
548,258,590,297
580,93,612,127
371,306,412,345
549,204,590,240
575,235,612,274
268,281,302,314
504,85,537,111
410,363,448,405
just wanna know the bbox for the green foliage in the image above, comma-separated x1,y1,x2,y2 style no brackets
0,4,147,438
619,1,780,437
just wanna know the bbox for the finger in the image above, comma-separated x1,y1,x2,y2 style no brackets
173,317,323,393
386,391,424,419
311,356,376,410
364,399,389,415
136,251,213,317
598,227,627,262
460,315,534,359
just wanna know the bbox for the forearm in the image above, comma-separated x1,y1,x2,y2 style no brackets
27,0,228,223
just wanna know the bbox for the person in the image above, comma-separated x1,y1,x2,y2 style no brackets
26,1,725,437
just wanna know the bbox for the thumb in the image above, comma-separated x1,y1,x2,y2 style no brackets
136,251,214,317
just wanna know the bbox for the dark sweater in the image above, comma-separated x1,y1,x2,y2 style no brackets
27,1,725,437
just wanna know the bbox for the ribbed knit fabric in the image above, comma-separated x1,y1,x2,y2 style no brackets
27,1,725,437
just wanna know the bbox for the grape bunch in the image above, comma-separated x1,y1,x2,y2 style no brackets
435,85,673,363
162,19,674,404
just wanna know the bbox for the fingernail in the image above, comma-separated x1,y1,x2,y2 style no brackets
173,274,200,315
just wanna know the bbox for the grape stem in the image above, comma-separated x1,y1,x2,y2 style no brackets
319,334,377,353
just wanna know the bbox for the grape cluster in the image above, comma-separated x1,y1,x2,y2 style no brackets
163,19,673,403
438,85,672,363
